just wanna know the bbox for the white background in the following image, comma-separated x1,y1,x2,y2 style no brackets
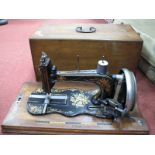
1,0,155,18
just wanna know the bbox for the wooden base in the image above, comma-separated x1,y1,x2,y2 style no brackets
1,82,149,134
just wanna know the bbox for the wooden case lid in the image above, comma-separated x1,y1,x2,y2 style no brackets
30,23,142,42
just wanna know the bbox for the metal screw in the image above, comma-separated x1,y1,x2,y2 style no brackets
137,120,144,126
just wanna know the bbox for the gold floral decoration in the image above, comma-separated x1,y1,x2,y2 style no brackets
29,105,42,113
70,93,89,107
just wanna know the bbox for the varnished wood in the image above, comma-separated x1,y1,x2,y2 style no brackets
30,23,142,41
2,82,149,134
29,23,143,81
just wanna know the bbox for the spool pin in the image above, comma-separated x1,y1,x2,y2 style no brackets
97,56,108,75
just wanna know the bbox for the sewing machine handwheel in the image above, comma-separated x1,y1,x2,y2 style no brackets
119,68,137,113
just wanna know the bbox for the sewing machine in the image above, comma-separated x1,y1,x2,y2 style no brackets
1,24,149,134
2,52,148,134
27,52,136,119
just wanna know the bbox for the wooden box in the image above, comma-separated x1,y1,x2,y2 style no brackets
29,23,143,81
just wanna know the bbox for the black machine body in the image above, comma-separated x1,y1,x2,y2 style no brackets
27,52,137,119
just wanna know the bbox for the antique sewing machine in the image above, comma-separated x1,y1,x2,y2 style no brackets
1,23,149,134
27,52,136,119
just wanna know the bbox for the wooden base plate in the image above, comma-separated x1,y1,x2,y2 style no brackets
1,82,149,134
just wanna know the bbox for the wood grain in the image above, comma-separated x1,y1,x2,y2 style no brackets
29,23,143,81
1,82,149,135
30,23,142,41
